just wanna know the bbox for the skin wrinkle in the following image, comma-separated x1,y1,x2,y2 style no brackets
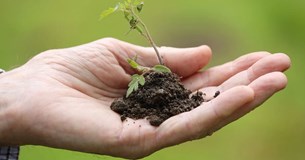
117,121,133,152
63,52,104,86
226,52,271,81
115,125,146,158
134,122,156,157
183,112,204,141
101,39,136,75
47,61,110,97
90,51,128,89
133,126,149,158
199,68,212,87
49,51,125,97
156,113,193,148
233,52,271,70
144,128,159,157
53,72,120,98
247,66,256,83
219,54,291,93
67,41,129,91
37,111,78,148
210,99,227,119
227,61,236,83
38,98,110,151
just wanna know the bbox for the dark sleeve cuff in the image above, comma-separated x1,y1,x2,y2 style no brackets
0,146,20,160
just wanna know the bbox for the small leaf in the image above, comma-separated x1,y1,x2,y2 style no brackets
126,85,134,97
128,78,137,87
134,82,139,90
100,5,119,19
129,17,138,29
153,65,172,73
139,75,145,86
131,74,141,78
124,14,131,24
126,74,146,97
127,58,139,69
135,26,144,34
137,2,144,12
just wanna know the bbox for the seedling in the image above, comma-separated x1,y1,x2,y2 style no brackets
101,0,171,97
103,1,215,126
126,58,171,97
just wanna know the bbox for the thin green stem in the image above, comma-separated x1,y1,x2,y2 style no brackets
130,7,164,65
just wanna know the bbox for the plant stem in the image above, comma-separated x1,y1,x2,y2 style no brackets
130,8,164,65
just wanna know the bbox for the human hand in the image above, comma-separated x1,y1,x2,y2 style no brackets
0,38,290,159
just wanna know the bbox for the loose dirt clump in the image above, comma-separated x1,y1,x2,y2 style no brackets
110,71,205,126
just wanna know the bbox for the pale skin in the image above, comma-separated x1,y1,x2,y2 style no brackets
0,38,290,159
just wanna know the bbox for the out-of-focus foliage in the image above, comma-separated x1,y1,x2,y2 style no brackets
0,0,304,160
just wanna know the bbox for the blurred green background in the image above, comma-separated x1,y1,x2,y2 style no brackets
0,0,304,159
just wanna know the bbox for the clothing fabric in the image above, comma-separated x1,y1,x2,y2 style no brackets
0,147,20,160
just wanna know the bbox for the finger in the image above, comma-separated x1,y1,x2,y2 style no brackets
220,53,291,91
183,52,271,91
103,38,212,78
210,72,288,133
160,46,212,77
155,86,254,148
142,45,212,78
191,53,290,102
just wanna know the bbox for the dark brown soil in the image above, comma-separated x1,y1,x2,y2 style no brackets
110,71,206,126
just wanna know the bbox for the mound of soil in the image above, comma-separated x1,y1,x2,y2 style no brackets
110,71,206,126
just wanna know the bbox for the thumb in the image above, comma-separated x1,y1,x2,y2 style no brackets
98,38,212,78
134,45,212,78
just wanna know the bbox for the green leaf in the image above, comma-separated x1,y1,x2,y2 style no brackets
153,65,172,73
128,78,137,87
137,2,144,12
126,74,146,97
127,57,150,72
126,85,134,97
139,75,145,85
127,58,139,69
135,26,144,34
129,17,139,29
131,74,141,79
100,5,119,19
134,82,139,90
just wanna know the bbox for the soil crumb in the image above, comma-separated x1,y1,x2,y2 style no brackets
110,71,205,126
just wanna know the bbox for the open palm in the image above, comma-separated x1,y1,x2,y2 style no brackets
4,38,290,159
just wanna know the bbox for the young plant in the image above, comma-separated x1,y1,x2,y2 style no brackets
126,57,171,97
101,0,163,65
101,0,171,97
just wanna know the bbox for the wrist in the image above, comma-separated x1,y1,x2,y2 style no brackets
0,69,26,145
